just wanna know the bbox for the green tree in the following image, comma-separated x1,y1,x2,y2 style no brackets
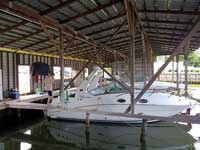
188,51,200,67
177,51,200,67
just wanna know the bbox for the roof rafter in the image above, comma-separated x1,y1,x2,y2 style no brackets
139,9,200,15
0,0,128,60
60,0,119,24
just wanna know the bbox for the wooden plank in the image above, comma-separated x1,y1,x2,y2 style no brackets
6,102,55,110
0,102,7,110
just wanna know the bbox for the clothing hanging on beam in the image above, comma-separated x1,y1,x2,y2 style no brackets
31,62,50,76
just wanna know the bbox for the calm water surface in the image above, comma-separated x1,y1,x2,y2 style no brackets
0,105,200,150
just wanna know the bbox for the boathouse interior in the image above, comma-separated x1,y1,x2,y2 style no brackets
0,0,199,100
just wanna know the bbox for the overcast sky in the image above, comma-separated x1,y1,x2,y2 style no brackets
196,47,200,55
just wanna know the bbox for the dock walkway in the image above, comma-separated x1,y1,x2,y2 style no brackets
0,90,59,110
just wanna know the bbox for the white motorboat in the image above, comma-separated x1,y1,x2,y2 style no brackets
47,67,195,123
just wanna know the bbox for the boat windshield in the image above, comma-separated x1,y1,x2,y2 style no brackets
89,83,128,96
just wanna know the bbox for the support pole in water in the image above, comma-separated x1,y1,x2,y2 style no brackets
86,112,90,128
17,109,21,120
140,119,147,143
85,122,90,148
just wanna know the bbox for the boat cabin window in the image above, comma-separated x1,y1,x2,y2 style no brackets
89,83,128,96
139,99,148,103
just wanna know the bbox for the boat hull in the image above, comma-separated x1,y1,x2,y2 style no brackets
47,104,189,124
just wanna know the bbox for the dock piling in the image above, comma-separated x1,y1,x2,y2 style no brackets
86,112,90,128
140,119,147,143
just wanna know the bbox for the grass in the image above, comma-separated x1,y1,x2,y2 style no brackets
189,84,200,88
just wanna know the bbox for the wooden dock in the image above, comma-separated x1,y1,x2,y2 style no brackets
6,102,56,110
0,102,7,110
0,90,59,110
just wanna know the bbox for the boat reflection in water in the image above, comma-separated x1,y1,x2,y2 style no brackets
0,120,196,150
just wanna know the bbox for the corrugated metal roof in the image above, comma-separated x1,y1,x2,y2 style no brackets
0,0,199,62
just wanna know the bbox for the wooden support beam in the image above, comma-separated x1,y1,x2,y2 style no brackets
129,0,153,64
171,58,174,83
176,54,180,93
95,62,131,94
124,19,200,113
40,21,60,51
65,61,91,89
124,0,136,114
184,40,190,96
59,28,64,105
142,33,147,85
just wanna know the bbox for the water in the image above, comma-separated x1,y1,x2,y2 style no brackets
0,116,200,150
1,99,200,150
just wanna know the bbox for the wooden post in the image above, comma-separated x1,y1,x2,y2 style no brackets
86,112,90,128
140,119,147,144
85,112,90,148
176,54,180,94
65,61,91,89
114,51,118,76
172,58,174,83
130,7,136,114
16,53,20,91
124,0,136,114
59,28,65,106
17,109,21,120
85,125,90,148
142,33,147,86
184,41,190,96
96,62,131,94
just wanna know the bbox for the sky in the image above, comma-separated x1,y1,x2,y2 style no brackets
196,47,200,55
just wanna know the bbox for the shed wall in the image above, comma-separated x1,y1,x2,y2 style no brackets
0,51,86,98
